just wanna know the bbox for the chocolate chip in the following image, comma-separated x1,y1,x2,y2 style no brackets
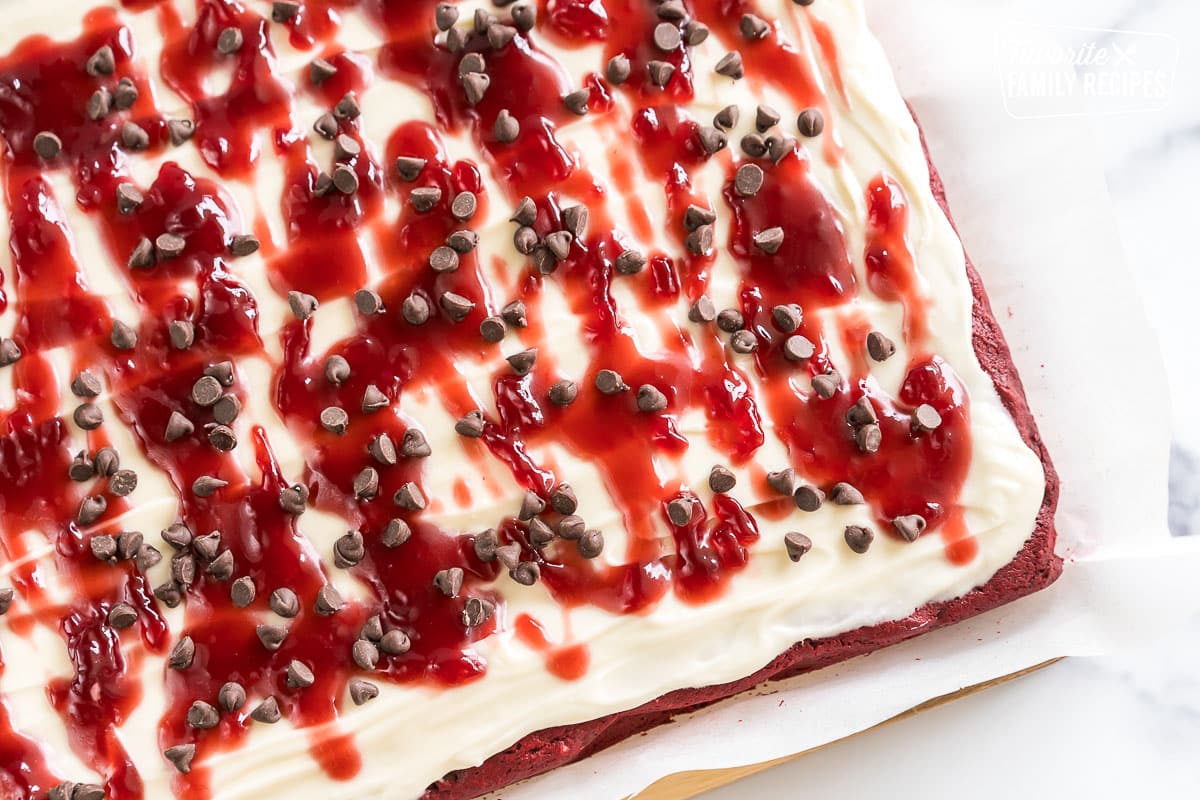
548,379,578,407
162,523,192,550
784,532,813,562
473,8,494,34
752,226,788,255
766,468,796,496
213,394,241,425
449,191,478,221
74,785,104,800
716,308,744,333
166,635,196,670
393,482,426,511
272,1,300,22
153,582,182,608
510,561,540,586
714,105,740,131
844,525,873,554
735,163,765,196
382,518,412,548
402,293,431,325
740,13,770,39
794,484,825,512
685,20,709,45
433,567,464,598
595,369,628,395
111,320,138,350
473,529,499,561
230,576,255,608
73,403,103,431
527,518,554,548
332,164,359,195
768,135,796,163
783,335,815,362
155,232,185,260
646,60,675,88
349,678,379,705
709,465,736,493
685,223,714,255
563,88,590,115
250,696,281,724
108,602,137,629
715,51,744,79
507,348,537,375
400,428,432,459
94,447,119,477
164,411,193,442
429,245,459,273
167,320,195,350
756,104,781,132
69,452,95,482
912,404,943,433
730,330,758,354
269,587,300,618
187,700,219,730
854,423,882,454
667,497,694,526
440,291,475,321
550,483,577,515
32,131,62,160
310,57,338,84
697,126,727,155
494,543,521,569
511,3,536,32
379,629,410,655
335,92,361,120
395,156,427,181
480,316,506,342
352,288,383,316
865,330,896,362
615,249,646,275
335,134,361,161
109,469,138,496
361,384,388,413
682,206,715,233
689,295,716,323
171,553,197,586
192,475,227,497
544,230,574,261
192,531,221,561
164,743,196,774
219,681,246,712
742,135,771,160
366,433,397,465
116,183,143,215
206,424,237,452
285,659,315,689
352,638,379,670
316,584,344,615
167,118,195,146
797,108,825,138
810,371,841,399
128,237,156,270
49,784,77,800
462,71,491,105
313,171,334,196
461,596,495,628
91,534,117,562
557,515,585,540
447,229,479,254
188,375,221,408
636,384,667,413
494,109,520,143
606,54,631,84
657,0,686,19
654,22,682,51
86,45,115,76
460,52,487,78
434,2,458,31
135,543,162,572
120,121,149,151
445,26,468,52
455,410,485,438
512,225,539,256
87,87,112,120
892,514,927,543
561,206,588,243
352,468,379,501
227,234,260,258
110,78,137,109
824,483,862,507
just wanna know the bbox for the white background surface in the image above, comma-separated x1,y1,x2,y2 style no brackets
703,1,1200,797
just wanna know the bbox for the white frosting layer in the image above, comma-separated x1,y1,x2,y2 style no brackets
0,1,1046,798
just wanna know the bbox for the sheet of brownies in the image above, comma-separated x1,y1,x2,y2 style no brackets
0,1,1079,798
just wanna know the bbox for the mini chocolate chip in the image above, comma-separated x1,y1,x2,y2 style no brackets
49,784,78,800
155,232,185,260
162,523,193,550
615,249,647,275
473,529,499,561
563,88,590,115
118,531,144,561
797,108,825,138
562,206,589,242
401,293,431,325
461,597,495,628
513,225,539,256
316,584,344,615
332,164,359,194
756,104,781,132
192,531,221,561
794,484,825,512
73,403,103,431
769,135,797,163
164,411,193,442
116,183,143,215
164,743,196,774
352,638,379,670
557,515,585,541
411,186,443,213
495,543,521,569
434,2,458,31
709,465,736,493
429,245,460,273
269,587,300,618
313,171,334,196
494,109,520,143
866,330,896,362
94,447,118,476
135,544,162,572
445,25,468,53
646,60,675,88
735,163,765,196
716,308,744,333
462,71,491,105
507,348,537,375
172,553,197,586
219,681,246,712
213,394,241,425
594,369,628,395
654,22,682,51
784,532,813,562
689,295,716,323
109,469,138,496
714,104,740,131
473,8,494,34
810,371,841,399
697,126,728,155
480,316,506,342
153,582,182,608
69,452,95,482
169,320,195,349
685,223,714,255
335,134,362,160
844,525,873,554
767,468,796,496
783,335,815,362
354,288,384,316
730,329,758,354
440,291,475,322
334,92,360,120
310,57,337,84
399,428,431,459
361,384,388,413
450,191,478,221
286,659,315,689
167,635,196,670
367,433,398,465
433,567,464,598
846,396,878,427
379,629,410,655
657,0,686,19
359,615,383,642
215,26,244,55
382,518,412,548
347,465,378,500
87,87,112,120
74,785,104,800
606,54,631,84
108,602,137,629
91,534,117,562
393,482,426,511
511,3,536,32
510,561,540,586
231,576,256,608
120,121,149,151
912,404,943,433
272,1,300,22
892,514,927,542
636,384,667,412
447,229,479,253
741,135,770,160
854,423,882,454
207,424,237,452
167,118,195,146
830,482,864,505
111,78,138,109
550,483,577,515
229,234,259,257
86,45,115,76
754,227,786,254
455,410,485,438
667,497,695,526
130,237,157,270
349,678,379,705
33,131,62,159
395,156,427,181
740,13,770,39
544,230,574,261
187,700,219,730
527,518,555,549
111,320,138,350
192,475,228,497
250,696,281,724
685,20,710,45
509,197,537,227
191,375,222,407
715,51,744,79
548,379,578,406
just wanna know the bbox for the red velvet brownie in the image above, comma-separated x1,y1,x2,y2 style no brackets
0,1,1058,799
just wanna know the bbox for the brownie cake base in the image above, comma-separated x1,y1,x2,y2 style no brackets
421,114,1063,800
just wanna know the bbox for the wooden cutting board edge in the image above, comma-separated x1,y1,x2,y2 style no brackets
629,657,1065,800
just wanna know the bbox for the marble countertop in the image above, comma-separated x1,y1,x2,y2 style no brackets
703,1,1200,797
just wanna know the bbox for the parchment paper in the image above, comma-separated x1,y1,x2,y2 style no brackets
496,2,1200,797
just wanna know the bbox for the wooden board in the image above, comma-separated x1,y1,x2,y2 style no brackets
630,658,1064,800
